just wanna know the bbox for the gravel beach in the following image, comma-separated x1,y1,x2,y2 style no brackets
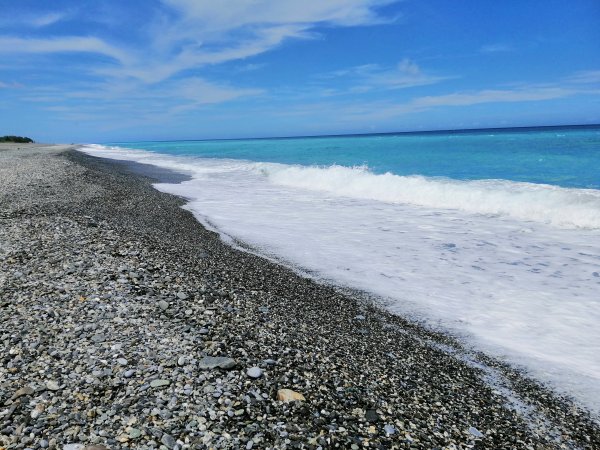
1,144,599,450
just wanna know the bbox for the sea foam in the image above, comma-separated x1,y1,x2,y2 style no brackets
261,163,600,229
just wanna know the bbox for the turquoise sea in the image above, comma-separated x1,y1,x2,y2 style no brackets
108,125,600,189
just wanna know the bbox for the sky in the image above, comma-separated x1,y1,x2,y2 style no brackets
0,0,599,142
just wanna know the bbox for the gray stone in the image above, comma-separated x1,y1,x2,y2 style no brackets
198,356,237,370
176,291,188,300
39,439,49,448
150,379,171,388
11,385,34,400
91,333,105,343
247,367,263,378
468,426,484,438
161,433,176,449
158,300,169,311
124,369,135,378
384,424,396,435
46,380,60,391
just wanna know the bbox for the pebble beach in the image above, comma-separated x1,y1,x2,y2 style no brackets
1,144,599,449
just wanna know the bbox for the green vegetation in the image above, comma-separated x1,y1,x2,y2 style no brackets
0,135,34,143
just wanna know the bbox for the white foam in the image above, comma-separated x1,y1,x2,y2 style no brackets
81,144,600,414
264,164,600,229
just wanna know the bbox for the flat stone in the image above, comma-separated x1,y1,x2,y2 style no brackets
91,333,105,343
176,291,188,300
117,357,128,365
246,367,263,378
84,446,110,450
161,433,176,449
198,356,237,370
158,300,169,311
277,389,305,402
129,428,142,439
46,380,60,391
468,426,484,438
365,409,380,422
124,369,135,378
63,445,84,450
150,379,171,388
11,385,34,400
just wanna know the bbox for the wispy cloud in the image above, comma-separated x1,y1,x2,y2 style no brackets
0,80,24,89
318,58,452,94
28,12,67,28
0,36,132,64
566,70,600,84
480,43,512,53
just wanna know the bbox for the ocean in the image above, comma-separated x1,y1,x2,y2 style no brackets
81,125,600,414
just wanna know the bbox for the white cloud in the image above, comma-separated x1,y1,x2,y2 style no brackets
480,43,512,53
566,70,600,84
318,58,451,93
163,0,394,32
0,37,132,64
29,12,66,27
354,86,578,120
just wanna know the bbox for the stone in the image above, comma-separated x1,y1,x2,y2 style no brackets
468,426,484,438
384,424,396,435
117,358,128,366
354,314,366,321
63,445,84,450
158,300,169,311
246,367,263,378
161,433,176,449
39,439,49,448
176,291,188,300
277,389,305,402
46,380,60,391
365,409,380,422
198,356,237,370
84,446,110,450
150,379,171,388
11,385,34,400
124,369,135,378
129,428,142,439
177,356,186,366
30,403,45,418
91,333,105,343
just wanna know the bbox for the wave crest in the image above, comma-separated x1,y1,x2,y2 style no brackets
261,164,600,229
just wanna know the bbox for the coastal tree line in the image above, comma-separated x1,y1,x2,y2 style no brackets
0,136,34,143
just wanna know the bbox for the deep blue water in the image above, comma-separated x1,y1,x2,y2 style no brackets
108,125,600,189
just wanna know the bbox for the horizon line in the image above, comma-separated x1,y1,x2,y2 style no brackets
104,123,600,145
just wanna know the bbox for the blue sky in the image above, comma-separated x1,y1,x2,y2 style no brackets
1,0,599,142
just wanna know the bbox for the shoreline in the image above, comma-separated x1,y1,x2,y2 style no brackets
1,144,599,449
